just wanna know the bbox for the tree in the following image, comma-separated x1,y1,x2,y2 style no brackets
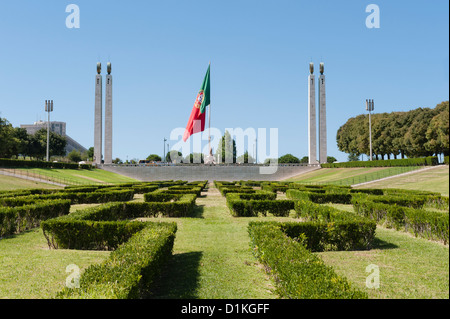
0,117,19,158
87,147,94,161
146,154,162,162
31,128,67,160
278,154,300,163
348,153,359,162
67,150,82,163
166,150,183,163
184,153,204,163
327,156,337,163
237,151,255,164
216,130,237,163
300,156,309,163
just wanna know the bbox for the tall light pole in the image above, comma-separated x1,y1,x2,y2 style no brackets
45,100,53,162
163,137,167,163
366,99,374,161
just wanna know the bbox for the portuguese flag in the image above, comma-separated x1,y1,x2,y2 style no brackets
183,65,210,142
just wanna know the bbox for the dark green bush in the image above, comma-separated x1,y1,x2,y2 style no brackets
226,193,294,217
248,222,368,299
55,222,177,299
321,156,438,168
0,199,71,237
286,189,352,204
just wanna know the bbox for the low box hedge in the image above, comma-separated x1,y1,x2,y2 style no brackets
248,222,368,299
226,193,294,217
0,199,71,237
55,221,177,299
286,189,352,204
352,198,449,243
321,156,438,168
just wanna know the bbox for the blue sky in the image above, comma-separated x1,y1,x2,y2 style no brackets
0,0,448,162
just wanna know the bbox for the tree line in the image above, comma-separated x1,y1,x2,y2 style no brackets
336,101,449,160
0,118,67,160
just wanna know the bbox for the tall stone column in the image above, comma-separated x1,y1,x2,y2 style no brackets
104,62,113,165
94,62,102,165
308,63,317,164
318,62,327,164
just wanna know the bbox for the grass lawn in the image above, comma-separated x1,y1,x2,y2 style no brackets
0,181,448,299
355,165,449,196
286,166,421,185
15,168,138,185
0,174,62,191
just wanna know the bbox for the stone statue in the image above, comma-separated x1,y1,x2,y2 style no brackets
309,62,314,74
97,62,101,74
320,62,324,75
107,62,111,74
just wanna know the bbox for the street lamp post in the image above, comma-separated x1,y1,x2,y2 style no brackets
163,137,167,164
366,99,374,161
45,100,54,162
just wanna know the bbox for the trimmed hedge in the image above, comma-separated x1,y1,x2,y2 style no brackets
248,222,368,299
226,193,294,217
352,198,449,243
0,158,91,169
0,199,71,237
55,222,177,299
286,189,352,204
321,156,438,168
293,200,376,250
351,193,426,209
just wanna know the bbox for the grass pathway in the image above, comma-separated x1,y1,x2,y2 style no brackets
150,183,276,299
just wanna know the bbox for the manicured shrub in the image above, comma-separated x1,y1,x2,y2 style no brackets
55,222,177,299
320,156,438,168
0,199,71,237
248,222,368,299
286,189,352,204
226,193,294,217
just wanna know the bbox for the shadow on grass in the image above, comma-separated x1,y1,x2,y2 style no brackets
148,251,203,299
372,237,398,250
191,204,205,218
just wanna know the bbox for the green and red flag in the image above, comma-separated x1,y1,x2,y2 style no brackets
183,64,210,142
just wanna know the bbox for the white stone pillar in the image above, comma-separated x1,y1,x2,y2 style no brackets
308,63,317,165
318,62,327,164
104,63,113,165
94,63,102,165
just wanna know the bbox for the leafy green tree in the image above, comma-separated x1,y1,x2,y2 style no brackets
0,117,19,158
166,150,183,163
31,128,67,160
237,151,255,164
327,156,337,163
278,154,300,163
146,154,162,162
67,150,82,163
216,130,237,163
300,156,309,163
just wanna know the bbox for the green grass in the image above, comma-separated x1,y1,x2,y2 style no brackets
286,166,422,185
0,181,448,299
0,227,109,299
15,168,138,186
355,165,449,196
317,204,449,299
0,174,62,191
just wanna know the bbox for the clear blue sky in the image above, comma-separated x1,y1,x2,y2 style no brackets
0,0,448,162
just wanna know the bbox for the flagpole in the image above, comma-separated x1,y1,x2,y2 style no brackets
208,61,212,158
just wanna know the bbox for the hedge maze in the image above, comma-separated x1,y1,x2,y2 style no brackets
0,179,448,299
216,180,449,299
0,180,206,298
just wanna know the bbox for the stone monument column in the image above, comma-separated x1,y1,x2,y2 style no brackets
94,62,102,165
104,62,113,165
308,63,317,164
318,62,327,164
